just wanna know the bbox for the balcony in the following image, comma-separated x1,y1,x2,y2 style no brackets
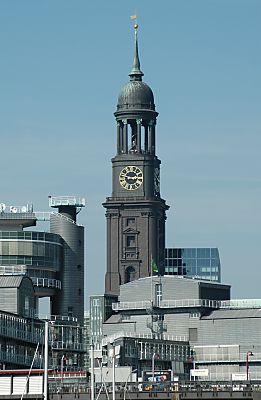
112,301,152,311
0,350,43,368
51,341,84,352
31,277,62,290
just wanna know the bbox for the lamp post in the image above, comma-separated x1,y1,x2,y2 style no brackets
90,341,95,400
123,369,137,400
112,346,115,400
246,351,254,383
43,321,48,400
152,353,159,382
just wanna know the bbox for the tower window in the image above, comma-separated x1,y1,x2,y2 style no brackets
126,218,135,226
126,235,135,248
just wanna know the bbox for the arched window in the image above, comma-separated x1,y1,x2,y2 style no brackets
125,266,136,283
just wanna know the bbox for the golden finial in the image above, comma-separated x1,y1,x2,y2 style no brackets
130,14,138,30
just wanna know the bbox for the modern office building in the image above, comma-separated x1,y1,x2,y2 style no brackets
103,24,169,297
89,295,116,351
100,276,261,381
0,196,85,369
0,196,84,323
165,248,221,282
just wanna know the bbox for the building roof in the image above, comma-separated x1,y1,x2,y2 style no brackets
104,314,124,324
202,308,261,320
117,80,155,111
0,275,30,288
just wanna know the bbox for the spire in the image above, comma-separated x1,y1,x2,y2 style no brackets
129,24,144,81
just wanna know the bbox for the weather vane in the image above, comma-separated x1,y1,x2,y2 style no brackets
130,13,138,30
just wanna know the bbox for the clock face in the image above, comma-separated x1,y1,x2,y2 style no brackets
119,166,143,190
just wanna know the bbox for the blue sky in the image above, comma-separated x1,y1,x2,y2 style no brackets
0,0,260,309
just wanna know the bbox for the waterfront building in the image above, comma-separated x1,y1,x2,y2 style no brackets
0,196,85,369
165,248,221,282
0,309,44,369
0,196,85,323
103,334,191,380
101,276,261,381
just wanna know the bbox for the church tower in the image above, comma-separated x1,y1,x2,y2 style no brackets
103,24,169,296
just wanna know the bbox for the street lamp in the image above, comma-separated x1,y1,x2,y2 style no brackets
43,321,48,400
152,353,159,382
246,351,254,383
123,369,137,400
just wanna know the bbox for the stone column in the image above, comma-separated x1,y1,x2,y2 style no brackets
123,120,128,153
136,119,142,153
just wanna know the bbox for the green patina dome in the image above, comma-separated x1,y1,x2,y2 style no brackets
117,80,155,111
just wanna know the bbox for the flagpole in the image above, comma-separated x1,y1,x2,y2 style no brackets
150,254,153,307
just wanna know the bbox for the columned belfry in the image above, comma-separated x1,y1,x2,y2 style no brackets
103,24,169,296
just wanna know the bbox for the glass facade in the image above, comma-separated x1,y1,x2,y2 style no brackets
165,248,221,282
0,231,63,269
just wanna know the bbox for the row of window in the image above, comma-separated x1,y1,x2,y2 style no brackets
0,241,62,258
0,231,62,243
0,255,61,268
165,266,219,273
165,258,220,267
165,248,219,259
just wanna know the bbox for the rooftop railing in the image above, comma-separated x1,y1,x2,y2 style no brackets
112,298,261,311
112,299,221,311
49,196,85,208
194,352,261,363
101,331,188,346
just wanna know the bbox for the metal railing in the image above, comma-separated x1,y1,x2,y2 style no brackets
195,352,261,363
112,299,221,311
0,265,27,274
35,211,81,225
0,350,43,367
51,341,84,351
34,211,51,221
31,277,62,289
0,324,42,344
220,299,261,309
102,331,188,346
49,196,85,208
48,380,261,395
160,299,221,309
112,301,152,311
50,315,79,323
113,298,261,311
